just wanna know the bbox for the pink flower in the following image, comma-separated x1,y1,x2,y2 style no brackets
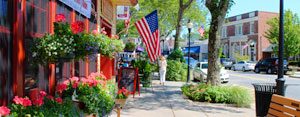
32,97,43,106
70,77,79,82
55,97,63,104
0,106,10,116
63,80,70,85
92,30,99,35
46,95,54,100
13,96,23,105
55,14,66,22
100,28,107,35
39,91,47,97
71,21,85,34
56,83,68,93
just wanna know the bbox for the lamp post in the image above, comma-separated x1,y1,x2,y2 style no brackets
276,0,285,96
187,20,193,83
160,39,165,55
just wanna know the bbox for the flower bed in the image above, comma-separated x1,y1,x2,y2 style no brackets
181,84,252,107
1,72,118,116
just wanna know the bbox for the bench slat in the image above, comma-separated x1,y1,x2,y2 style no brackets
269,103,300,116
268,108,293,117
271,94,300,110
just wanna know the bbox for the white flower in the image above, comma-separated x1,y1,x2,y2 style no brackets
53,52,57,55
32,52,37,57
48,53,51,56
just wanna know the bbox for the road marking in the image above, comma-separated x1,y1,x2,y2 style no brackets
230,74,268,81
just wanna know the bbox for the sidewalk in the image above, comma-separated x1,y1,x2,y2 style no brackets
110,81,255,117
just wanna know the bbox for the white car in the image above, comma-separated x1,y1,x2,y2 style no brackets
193,62,229,83
232,61,256,72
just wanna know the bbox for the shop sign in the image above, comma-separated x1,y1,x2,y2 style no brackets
59,0,92,18
117,6,130,20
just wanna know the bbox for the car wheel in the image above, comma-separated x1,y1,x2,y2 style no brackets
242,67,246,72
267,68,273,74
255,67,260,73
232,66,236,71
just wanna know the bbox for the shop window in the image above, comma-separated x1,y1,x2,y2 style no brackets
24,0,49,95
0,0,13,105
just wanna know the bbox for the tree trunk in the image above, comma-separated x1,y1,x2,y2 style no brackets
205,0,231,86
207,17,222,86
174,8,184,50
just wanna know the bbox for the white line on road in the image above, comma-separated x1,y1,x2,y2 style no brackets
229,74,268,81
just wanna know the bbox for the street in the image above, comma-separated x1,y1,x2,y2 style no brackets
226,70,300,100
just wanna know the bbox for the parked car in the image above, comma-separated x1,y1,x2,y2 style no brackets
184,57,198,68
193,62,229,83
232,61,256,72
221,58,235,69
254,58,288,74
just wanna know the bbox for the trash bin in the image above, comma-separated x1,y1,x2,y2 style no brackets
252,83,287,117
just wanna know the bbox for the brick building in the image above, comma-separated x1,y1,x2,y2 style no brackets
221,11,278,61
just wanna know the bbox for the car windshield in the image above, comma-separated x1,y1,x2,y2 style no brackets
202,63,208,69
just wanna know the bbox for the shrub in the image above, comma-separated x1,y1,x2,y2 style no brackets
181,84,252,107
166,60,187,81
167,49,185,62
124,42,136,51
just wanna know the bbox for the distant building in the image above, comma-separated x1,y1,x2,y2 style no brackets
221,11,278,61
182,39,208,62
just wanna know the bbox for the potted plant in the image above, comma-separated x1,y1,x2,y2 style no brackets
115,87,130,107
56,72,115,116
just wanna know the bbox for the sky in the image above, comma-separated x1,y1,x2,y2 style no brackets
228,0,300,17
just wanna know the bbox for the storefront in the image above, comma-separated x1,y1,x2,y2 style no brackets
0,0,137,106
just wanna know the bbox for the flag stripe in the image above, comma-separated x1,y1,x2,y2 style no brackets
135,20,155,61
135,10,160,62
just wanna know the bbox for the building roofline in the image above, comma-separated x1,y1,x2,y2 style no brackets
226,10,278,19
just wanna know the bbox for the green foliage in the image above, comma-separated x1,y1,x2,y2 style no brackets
166,60,187,81
124,42,136,51
133,59,156,87
41,97,77,117
233,52,250,62
265,10,300,58
167,49,185,62
181,84,252,107
116,0,207,39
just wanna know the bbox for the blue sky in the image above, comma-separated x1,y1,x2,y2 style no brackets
228,0,300,17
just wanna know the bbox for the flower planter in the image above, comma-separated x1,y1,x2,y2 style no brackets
115,99,127,107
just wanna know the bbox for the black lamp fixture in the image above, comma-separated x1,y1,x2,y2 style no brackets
276,0,285,96
187,19,193,83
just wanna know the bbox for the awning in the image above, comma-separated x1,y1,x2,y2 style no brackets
183,46,200,53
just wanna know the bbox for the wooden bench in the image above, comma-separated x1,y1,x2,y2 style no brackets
267,94,300,117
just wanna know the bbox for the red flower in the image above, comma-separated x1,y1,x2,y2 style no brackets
56,83,68,93
46,95,54,100
0,106,10,116
71,21,85,34
72,81,79,88
39,91,47,97
32,97,44,106
55,14,66,22
22,98,32,107
55,97,63,104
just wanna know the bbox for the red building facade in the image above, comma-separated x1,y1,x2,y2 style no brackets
221,11,278,61
0,0,137,106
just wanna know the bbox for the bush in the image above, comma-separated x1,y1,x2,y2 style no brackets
181,84,252,107
166,60,187,81
124,42,136,51
167,49,185,62
289,61,300,67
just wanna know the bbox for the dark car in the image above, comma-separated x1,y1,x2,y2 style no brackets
254,58,288,74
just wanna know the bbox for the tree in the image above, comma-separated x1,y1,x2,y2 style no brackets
174,0,195,50
265,10,300,58
116,0,207,43
205,0,234,86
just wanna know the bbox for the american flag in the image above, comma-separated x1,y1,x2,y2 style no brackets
135,10,160,62
198,25,205,37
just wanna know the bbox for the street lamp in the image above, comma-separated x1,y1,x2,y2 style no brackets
276,0,285,96
187,19,193,83
160,39,165,55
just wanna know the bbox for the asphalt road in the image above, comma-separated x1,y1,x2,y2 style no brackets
226,70,300,100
